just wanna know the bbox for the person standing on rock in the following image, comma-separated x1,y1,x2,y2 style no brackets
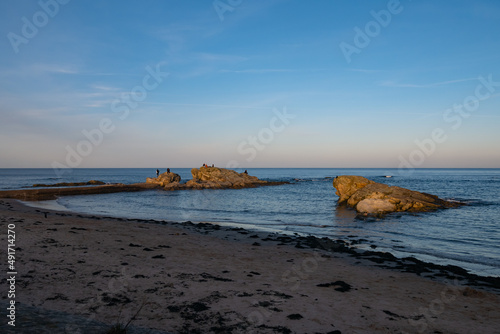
156,169,159,177
167,168,170,173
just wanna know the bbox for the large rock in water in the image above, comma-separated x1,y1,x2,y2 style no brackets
146,172,181,187
187,167,268,189
145,167,284,190
333,175,464,215
332,175,375,203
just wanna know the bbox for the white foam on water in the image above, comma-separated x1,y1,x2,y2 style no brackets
20,199,70,212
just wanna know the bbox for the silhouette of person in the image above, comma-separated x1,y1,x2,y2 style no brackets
156,169,159,177
167,168,170,173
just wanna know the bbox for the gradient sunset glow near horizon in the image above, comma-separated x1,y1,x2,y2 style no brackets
1,0,499,169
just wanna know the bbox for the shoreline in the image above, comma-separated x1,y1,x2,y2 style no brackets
19,199,500,292
1,199,499,333
23,195,500,279
8,179,497,278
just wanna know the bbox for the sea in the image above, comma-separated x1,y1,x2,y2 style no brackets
1,168,499,277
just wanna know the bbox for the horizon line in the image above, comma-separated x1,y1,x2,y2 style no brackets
0,167,499,170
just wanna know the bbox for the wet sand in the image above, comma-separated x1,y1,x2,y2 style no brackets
1,199,499,333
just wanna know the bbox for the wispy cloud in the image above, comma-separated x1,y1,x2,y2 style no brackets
0,63,138,79
191,52,247,63
379,78,477,88
348,68,382,74
0,63,80,77
144,102,270,110
31,63,80,75
219,68,329,74
90,85,120,92
220,69,294,74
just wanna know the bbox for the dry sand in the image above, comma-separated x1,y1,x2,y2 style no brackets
1,199,499,333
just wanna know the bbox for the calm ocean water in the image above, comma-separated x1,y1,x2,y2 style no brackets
1,168,499,277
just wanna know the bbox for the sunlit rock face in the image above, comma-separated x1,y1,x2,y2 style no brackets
146,167,285,191
146,172,181,187
187,167,267,189
333,175,464,215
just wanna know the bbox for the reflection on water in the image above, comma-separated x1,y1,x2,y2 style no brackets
334,203,357,224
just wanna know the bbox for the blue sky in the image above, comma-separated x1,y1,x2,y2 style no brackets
1,0,499,169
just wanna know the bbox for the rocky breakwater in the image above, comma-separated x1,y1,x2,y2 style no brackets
333,175,464,215
0,183,156,201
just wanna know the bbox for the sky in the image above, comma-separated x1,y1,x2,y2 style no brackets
0,0,499,169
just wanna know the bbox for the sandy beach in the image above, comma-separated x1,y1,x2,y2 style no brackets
1,199,499,334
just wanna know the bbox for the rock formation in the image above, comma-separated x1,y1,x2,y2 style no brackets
148,167,286,190
186,167,269,189
333,175,464,215
146,172,182,187
332,175,375,203
0,168,287,201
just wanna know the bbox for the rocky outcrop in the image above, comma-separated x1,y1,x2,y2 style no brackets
333,175,464,215
0,168,286,201
146,167,286,190
186,167,269,189
146,172,181,187
332,175,375,203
